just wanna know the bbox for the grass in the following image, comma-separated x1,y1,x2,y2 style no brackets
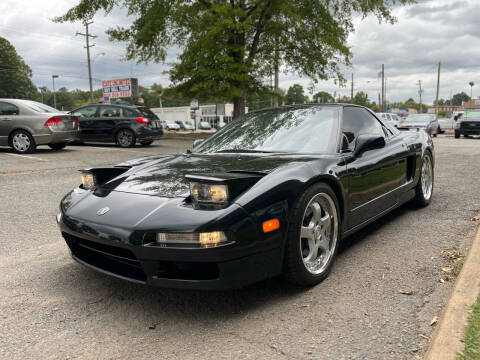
457,292,480,359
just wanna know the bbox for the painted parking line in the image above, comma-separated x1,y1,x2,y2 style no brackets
4,153,48,162
77,146,152,155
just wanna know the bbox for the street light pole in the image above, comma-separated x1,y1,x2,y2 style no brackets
469,81,474,100
52,75,59,109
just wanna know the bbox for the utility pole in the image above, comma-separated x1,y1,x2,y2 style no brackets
52,75,59,109
381,64,385,112
378,93,381,110
435,62,441,115
76,21,97,102
417,80,423,113
351,73,354,102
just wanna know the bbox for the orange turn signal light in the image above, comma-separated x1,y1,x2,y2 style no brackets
262,219,280,233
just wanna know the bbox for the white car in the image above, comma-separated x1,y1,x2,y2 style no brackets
163,121,180,131
377,112,401,127
199,121,212,130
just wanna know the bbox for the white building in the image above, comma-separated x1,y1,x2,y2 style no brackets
151,104,247,129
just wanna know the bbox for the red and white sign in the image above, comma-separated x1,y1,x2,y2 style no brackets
102,78,138,99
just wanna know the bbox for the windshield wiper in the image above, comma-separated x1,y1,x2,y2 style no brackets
214,149,280,153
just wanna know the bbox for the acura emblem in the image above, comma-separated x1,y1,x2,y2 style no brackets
96,207,110,216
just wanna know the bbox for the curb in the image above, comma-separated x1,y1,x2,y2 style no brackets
425,226,480,359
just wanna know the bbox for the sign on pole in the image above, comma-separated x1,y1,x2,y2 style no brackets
102,78,139,99
190,99,199,109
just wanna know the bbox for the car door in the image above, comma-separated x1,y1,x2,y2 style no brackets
72,105,98,141
342,106,409,229
95,106,126,141
0,102,20,146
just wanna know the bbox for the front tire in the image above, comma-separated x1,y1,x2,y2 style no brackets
48,143,67,150
413,152,434,207
116,129,136,148
284,183,341,286
10,130,36,154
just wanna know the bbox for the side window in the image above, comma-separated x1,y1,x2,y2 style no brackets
73,106,97,118
0,102,19,115
342,107,384,150
123,108,137,117
99,106,121,118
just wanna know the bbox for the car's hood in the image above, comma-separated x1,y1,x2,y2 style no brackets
108,152,320,197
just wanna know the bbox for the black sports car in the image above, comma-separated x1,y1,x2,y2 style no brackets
57,104,434,290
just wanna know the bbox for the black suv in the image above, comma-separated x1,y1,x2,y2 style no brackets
70,103,163,147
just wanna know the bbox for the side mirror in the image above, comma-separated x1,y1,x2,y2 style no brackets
193,139,204,148
454,115,460,121
354,134,386,156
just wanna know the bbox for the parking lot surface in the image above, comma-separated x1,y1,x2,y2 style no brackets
1,135,479,359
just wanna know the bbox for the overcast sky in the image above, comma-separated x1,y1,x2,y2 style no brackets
1,0,479,105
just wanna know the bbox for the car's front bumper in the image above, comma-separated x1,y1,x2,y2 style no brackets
57,195,285,290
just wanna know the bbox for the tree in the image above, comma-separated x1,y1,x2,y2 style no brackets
0,36,38,99
353,91,369,107
452,92,470,106
55,0,413,118
286,84,308,104
313,91,334,103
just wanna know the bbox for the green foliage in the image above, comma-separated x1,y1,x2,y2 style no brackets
452,92,470,106
55,0,413,117
457,292,480,360
437,110,447,117
286,84,308,104
352,91,369,107
312,91,334,103
0,36,39,99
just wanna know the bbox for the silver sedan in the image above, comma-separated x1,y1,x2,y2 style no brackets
0,99,79,153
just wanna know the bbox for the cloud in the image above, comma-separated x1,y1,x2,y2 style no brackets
2,0,480,105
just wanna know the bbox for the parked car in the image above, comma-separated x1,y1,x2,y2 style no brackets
454,111,480,138
437,116,455,133
377,112,401,127
175,120,195,131
162,121,180,131
198,121,212,130
57,104,434,290
71,103,162,147
397,114,440,137
0,99,78,153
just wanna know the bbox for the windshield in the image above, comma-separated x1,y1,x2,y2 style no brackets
404,114,433,123
194,106,339,154
22,100,60,113
462,111,480,120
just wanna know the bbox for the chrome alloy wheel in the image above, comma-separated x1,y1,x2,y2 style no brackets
117,130,133,147
300,193,338,275
12,133,31,152
421,155,433,201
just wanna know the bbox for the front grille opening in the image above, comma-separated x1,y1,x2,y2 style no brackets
155,261,219,280
63,233,147,282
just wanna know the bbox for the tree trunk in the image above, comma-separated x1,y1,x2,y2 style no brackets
233,96,246,119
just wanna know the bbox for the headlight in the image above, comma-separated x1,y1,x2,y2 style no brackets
156,231,228,248
80,171,96,190
190,182,228,207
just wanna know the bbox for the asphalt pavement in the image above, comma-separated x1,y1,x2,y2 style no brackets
0,135,479,360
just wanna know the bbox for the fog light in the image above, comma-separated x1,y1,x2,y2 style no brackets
199,231,227,247
156,231,228,248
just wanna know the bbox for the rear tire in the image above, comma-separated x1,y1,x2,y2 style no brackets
454,131,460,139
10,130,36,154
116,129,136,148
48,143,67,150
413,152,434,207
284,183,341,287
